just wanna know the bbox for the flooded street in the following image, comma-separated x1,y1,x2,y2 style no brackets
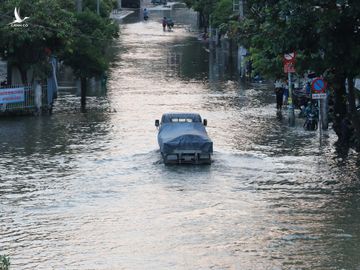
1,9,360,270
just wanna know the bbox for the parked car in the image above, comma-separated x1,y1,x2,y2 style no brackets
155,113,213,164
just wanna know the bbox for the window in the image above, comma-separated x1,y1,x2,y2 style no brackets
171,118,193,123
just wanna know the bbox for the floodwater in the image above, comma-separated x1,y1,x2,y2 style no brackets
1,9,360,270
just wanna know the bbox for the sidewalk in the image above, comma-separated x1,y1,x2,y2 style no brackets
147,1,180,11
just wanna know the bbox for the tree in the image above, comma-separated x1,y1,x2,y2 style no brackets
211,0,233,28
0,255,10,270
184,0,217,30
0,0,119,111
82,0,117,17
238,0,360,147
0,0,75,83
62,10,118,110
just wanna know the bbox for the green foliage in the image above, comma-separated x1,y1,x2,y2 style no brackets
83,0,117,18
184,0,216,14
186,0,239,34
0,0,76,81
184,0,218,27
0,0,119,82
249,47,283,79
62,10,119,78
239,0,360,79
240,1,360,145
211,0,233,28
0,255,10,270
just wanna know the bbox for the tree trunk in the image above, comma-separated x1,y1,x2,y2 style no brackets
228,38,234,76
198,12,207,30
81,77,87,112
347,75,360,148
18,66,28,85
6,61,12,85
332,73,347,141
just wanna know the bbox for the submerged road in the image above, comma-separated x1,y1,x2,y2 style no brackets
1,9,360,270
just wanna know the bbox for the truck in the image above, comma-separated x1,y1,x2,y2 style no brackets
155,113,213,164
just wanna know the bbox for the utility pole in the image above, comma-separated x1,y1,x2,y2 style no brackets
76,0,87,111
288,72,295,126
283,52,296,126
76,0,82,12
238,0,246,79
239,0,244,19
97,0,100,15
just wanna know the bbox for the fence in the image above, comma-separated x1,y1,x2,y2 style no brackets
0,83,50,115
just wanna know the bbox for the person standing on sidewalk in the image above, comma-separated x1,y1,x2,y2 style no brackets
274,78,285,111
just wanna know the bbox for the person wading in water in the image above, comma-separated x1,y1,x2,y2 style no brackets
162,17,167,31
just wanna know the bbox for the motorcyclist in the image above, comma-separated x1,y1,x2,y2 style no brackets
303,101,319,130
143,8,149,20
167,18,174,30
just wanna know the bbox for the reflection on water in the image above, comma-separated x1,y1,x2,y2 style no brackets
1,7,360,270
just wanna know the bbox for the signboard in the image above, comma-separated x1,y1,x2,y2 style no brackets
311,77,327,93
0,87,25,104
283,52,296,73
312,93,327,99
355,78,360,91
284,52,296,62
284,62,295,73
239,46,247,56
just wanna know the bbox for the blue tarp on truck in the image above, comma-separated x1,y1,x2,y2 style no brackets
157,113,213,162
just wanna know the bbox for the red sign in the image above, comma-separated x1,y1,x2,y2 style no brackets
284,62,295,73
283,52,296,73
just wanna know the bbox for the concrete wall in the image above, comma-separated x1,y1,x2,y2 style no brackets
0,60,7,83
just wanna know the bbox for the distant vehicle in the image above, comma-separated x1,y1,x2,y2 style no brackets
151,0,167,5
166,18,174,30
155,113,213,164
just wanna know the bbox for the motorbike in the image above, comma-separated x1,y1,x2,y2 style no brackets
303,106,318,131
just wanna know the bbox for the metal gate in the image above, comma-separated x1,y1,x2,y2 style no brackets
0,84,50,115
